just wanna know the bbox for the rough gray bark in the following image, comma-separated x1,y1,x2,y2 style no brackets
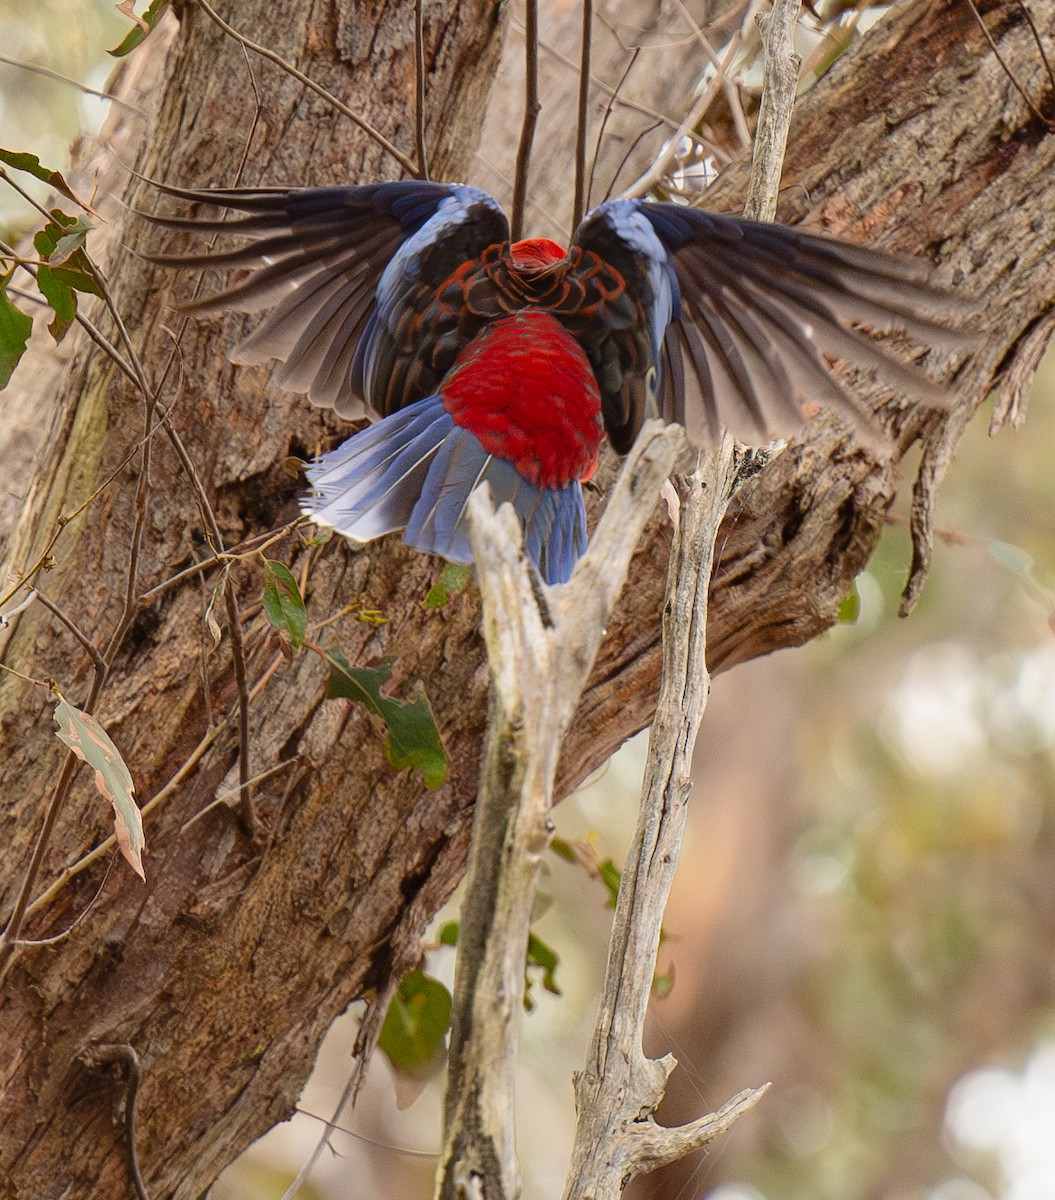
0,0,1053,1197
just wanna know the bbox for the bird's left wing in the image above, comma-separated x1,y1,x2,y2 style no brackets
145,180,509,420
573,198,974,451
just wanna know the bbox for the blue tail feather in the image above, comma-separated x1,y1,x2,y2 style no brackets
302,394,588,584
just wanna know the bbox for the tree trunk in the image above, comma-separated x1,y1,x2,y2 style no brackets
1,0,1053,1197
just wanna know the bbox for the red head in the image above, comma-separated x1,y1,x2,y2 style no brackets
508,238,568,271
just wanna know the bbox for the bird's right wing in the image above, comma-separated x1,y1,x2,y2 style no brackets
144,180,509,420
574,199,976,451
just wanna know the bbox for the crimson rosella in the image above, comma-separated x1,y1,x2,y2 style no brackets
149,180,970,584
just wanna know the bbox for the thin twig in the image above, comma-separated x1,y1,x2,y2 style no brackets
671,0,751,148
572,0,593,232
743,0,802,221
23,723,223,922
179,756,300,833
0,751,81,981
962,0,1055,129
511,0,540,240
192,0,420,175
0,53,148,116
588,47,641,209
136,519,303,603
16,854,117,946
414,0,430,179
160,418,258,837
617,18,752,200
77,1044,151,1200
34,590,107,680
1015,0,1055,97
603,118,663,202
279,991,395,1200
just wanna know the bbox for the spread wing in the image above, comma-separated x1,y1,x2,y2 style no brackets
573,198,974,450
144,180,510,420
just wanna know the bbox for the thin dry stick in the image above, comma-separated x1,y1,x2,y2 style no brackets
435,422,684,1200
0,52,148,116
278,983,398,1200
671,0,751,148
77,1044,151,1200
192,0,421,175
0,752,81,980
617,11,753,200
572,0,593,232
414,0,430,179
531,27,682,133
962,0,1055,130
511,0,540,241
587,46,641,206
34,590,107,680
743,0,802,222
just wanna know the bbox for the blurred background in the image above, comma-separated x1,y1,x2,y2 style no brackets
3,1,1053,1197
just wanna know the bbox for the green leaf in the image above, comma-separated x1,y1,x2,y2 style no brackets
54,697,144,880
0,283,33,390
31,213,102,341
48,215,94,267
109,0,172,57
325,651,449,789
526,933,561,998
438,920,459,947
599,857,622,907
424,561,473,609
34,266,77,343
838,581,861,624
262,560,307,648
652,963,675,999
548,836,578,864
0,148,90,209
378,970,452,1078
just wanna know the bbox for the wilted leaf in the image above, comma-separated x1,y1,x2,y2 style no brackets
54,697,144,879
424,561,472,609
0,148,90,210
325,651,448,789
109,0,172,56
203,573,227,647
981,537,1055,628
262,560,307,648
0,284,33,390
378,969,452,1079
